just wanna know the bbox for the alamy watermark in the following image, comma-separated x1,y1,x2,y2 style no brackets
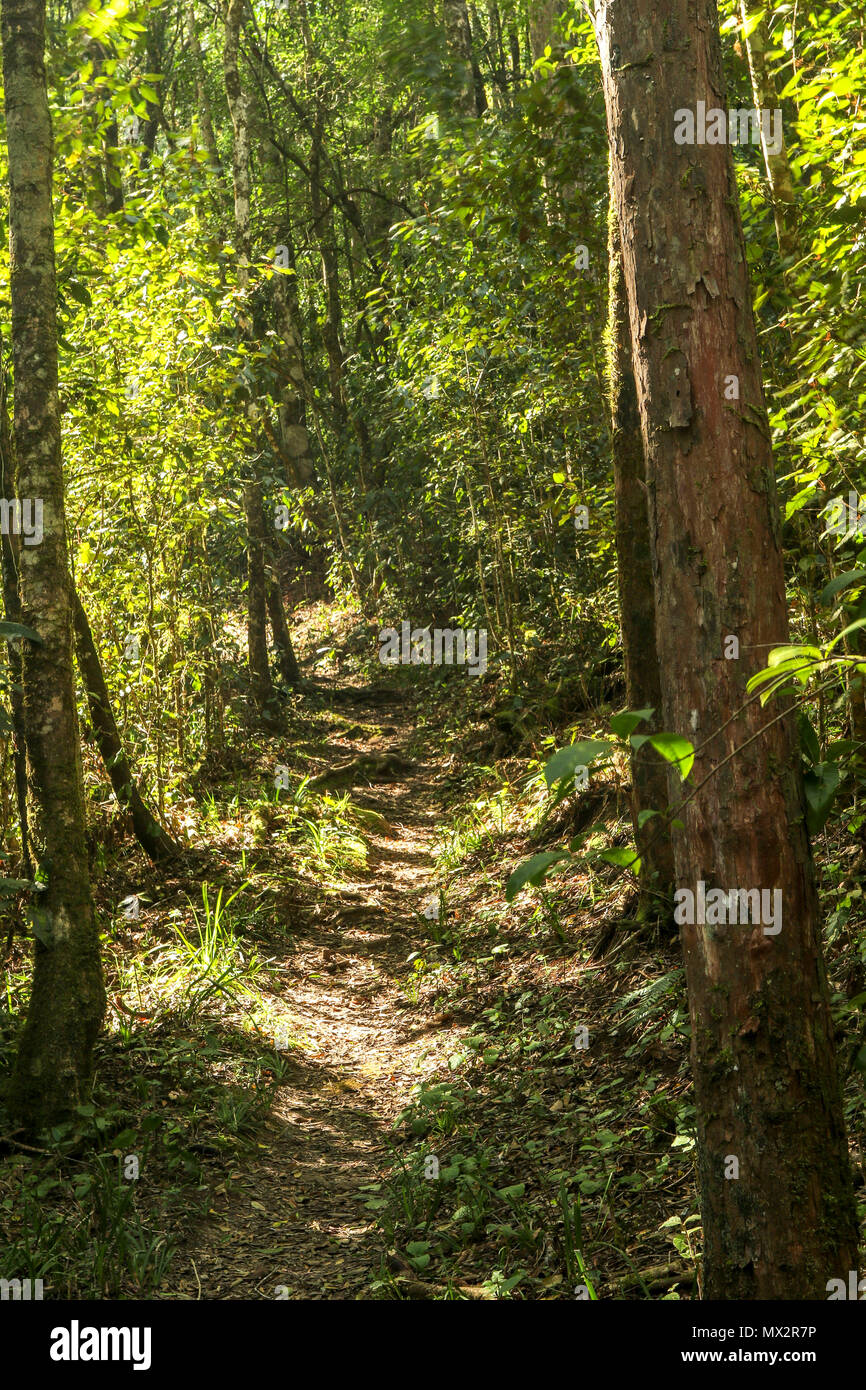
824,491,866,540
674,881,782,935
378,622,487,676
827,1270,866,1299
0,498,43,546
674,102,783,156
0,1277,43,1300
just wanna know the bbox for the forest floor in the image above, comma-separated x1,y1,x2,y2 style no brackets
3,599,864,1300
159,678,461,1299
143,601,700,1301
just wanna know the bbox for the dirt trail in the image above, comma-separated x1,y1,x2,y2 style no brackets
168,691,458,1299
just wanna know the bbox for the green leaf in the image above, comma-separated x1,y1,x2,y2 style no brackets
803,762,840,833
543,740,611,788
0,877,32,894
828,619,866,653
819,568,866,604
640,732,695,781
610,707,654,738
597,846,641,876
768,643,822,668
0,621,43,644
505,850,571,902
65,280,92,308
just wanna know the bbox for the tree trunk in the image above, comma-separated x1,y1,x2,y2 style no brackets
186,0,225,190
245,481,276,714
444,0,488,115
267,579,300,686
607,194,675,911
595,0,858,1298
71,589,179,862
224,0,251,291
0,331,30,876
529,0,565,62
271,235,316,487
739,1,799,259
2,0,105,1130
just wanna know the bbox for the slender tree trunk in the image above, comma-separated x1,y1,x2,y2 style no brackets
224,0,251,292
186,0,225,188
272,241,315,486
71,589,179,862
529,0,565,61
225,0,281,721
595,0,858,1298
245,481,275,714
2,0,105,1130
607,194,675,910
0,332,30,876
444,0,488,115
739,2,799,258
267,579,300,686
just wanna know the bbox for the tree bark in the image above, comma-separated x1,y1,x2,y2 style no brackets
2,0,105,1130
739,2,799,259
245,481,276,714
71,589,179,863
267,579,300,686
186,0,225,189
0,331,30,876
607,193,675,910
224,0,252,291
595,0,858,1298
444,0,488,115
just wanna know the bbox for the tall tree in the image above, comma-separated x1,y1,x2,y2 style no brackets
738,2,799,259
224,0,276,715
2,0,105,1128
595,0,859,1297
444,0,488,116
607,195,675,911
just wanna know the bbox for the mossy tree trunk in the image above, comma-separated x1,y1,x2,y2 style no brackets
2,0,105,1130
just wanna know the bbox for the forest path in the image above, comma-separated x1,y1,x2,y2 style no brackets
167,686,458,1299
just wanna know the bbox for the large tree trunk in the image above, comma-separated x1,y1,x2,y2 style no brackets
607,195,675,911
595,0,858,1298
2,0,105,1130
71,589,179,862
